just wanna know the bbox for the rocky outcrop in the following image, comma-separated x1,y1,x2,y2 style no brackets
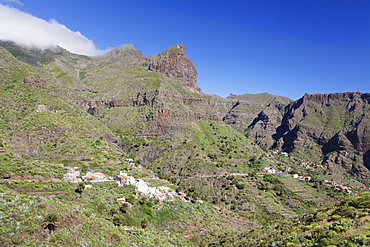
273,92,370,178
143,44,201,94
246,104,286,147
72,98,134,115
223,93,291,148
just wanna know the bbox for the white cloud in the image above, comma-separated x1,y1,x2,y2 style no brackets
0,4,106,56
1,0,23,5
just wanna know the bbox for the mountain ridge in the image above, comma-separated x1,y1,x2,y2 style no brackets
1,41,370,246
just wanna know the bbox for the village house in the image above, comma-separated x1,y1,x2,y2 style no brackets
166,192,176,201
154,192,166,201
324,180,336,185
113,171,188,202
136,179,149,193
63,167,81,183
281,152,289,157
82,172,107,181
291,174,311,181
115,171,135,186
158,186,171,193
125,158,135,167
264,167,276,174
335,185,352,193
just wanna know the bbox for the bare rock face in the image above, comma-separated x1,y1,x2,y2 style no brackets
246,104,286,148
143,44,202,94
273,92,370,178
223,93,291,148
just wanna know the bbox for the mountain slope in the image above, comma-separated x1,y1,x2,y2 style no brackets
273,92,370,180
0,46,121,162
0,42,369,246
224,92,293,148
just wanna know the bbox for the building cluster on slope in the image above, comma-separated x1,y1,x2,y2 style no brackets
83,172,109,181
63,166,186,202
300,161,324,169
291,173,312,182
263,166,361,194
63,167,81,183
114,171,186,202
264,167,277,174
323,180,353,194
264,167,312,181
271,150,289,157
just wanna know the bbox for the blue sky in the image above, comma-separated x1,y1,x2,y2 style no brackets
0,0,369,100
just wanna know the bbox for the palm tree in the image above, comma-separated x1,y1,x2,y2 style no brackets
75,182,85,195
42,213,59,235
119,203,130,213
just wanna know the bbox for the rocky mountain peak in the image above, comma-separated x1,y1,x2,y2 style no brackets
109,44,137,54
107,44,144,62
158,44,187,58
143,44,201,94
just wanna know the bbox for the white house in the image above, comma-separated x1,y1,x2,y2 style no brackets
115,171,135,186
136,179,149,193
155,192,167,201
264,167,276,174
83,172,107,181
63,167,82,182
159,186,170,193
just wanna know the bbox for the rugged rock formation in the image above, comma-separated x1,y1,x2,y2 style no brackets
223,92,370,178
143,44,201,94
53,44,219,142
223,93,292,148
273,92,370,178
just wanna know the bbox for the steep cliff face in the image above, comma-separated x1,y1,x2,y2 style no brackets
223,93,292,148
41,43,219,143
143,44,201,94
0,43,222,162
273,92,370,178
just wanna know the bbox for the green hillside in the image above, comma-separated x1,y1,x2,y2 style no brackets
0,43,369,246
212,192,370,246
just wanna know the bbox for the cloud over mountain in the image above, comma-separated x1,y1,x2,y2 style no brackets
1,0,23,5
0,4,106,56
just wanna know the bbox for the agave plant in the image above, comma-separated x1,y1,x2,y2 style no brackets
42,213,59,235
